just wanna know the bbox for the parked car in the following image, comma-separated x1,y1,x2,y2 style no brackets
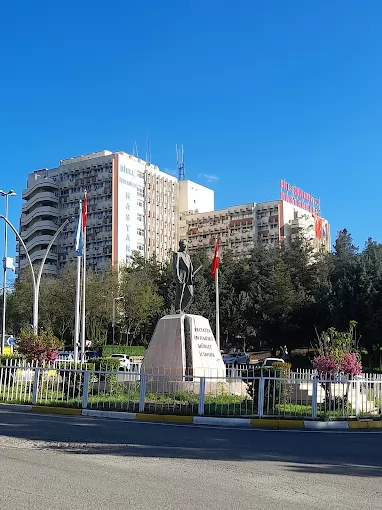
85,350,99,360
57,351,74,361
223,352,249,365
111,354,131,370
261,358,285,368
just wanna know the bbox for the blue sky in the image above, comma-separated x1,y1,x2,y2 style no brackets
1,0,382,262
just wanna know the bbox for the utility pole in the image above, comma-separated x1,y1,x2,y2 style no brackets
1,190,16,355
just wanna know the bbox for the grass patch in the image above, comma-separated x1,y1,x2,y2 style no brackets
274,403,313,417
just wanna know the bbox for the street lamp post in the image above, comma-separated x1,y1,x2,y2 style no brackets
0,215,70,337
1,190,16,355
112,297,124,346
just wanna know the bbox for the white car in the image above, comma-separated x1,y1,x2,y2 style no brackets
111,354,131,370
262,358,285,367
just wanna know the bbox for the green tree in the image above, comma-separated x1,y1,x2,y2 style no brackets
118,267,163,345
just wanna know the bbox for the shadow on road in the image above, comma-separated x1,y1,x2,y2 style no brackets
0,410,381,478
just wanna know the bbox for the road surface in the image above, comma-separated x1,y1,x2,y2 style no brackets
0,409,381,509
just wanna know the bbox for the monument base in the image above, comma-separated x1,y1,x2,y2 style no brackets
141,314,230,394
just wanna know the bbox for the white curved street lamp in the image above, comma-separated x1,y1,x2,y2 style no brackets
0,215,70,352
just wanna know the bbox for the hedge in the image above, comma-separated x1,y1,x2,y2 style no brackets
0,355,22,366
101,345,146,357
90,357,121,372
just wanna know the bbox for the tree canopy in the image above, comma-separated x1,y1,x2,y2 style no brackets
3,230,382,366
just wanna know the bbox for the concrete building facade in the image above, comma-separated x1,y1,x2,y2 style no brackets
178,180,214,215
17,150,202,274
180,200,330,258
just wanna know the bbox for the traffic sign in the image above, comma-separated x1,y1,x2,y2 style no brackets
7,337,16,346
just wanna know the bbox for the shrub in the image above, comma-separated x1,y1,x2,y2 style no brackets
91,357,121,372
244,362,292,410
313,356,337,377
17,328,63,363
90,357,121,393
0,355,22,366
101,345,146,357
341,352,362,376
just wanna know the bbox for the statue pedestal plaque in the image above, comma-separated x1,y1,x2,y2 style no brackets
141,314,226,394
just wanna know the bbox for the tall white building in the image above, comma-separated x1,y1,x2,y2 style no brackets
17,150,188,274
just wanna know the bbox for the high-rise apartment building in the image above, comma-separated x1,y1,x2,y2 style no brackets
17,150,200,274
180,199,330,258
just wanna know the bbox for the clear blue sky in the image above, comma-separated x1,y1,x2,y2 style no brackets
1,0,382,262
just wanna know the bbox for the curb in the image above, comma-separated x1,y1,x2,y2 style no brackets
32,406,82,415
1,404,381,429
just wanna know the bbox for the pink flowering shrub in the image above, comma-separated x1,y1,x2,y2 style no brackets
341,352,362,376
17,328,63,363
314,322,363,378
313,355,338,376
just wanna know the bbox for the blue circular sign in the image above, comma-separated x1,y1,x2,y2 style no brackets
7,337,16,346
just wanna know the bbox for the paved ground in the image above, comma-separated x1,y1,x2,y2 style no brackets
0,410,381,509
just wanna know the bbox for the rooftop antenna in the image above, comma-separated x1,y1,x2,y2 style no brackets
133,141,139,157
146,135,151,164
176,144,185,181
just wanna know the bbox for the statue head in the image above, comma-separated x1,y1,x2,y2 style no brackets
179,239,187,252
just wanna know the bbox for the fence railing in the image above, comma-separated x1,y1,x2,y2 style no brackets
0,364,381,420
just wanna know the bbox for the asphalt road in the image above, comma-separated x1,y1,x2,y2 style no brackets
0,410,381,510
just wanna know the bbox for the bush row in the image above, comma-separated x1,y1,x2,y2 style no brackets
0,355,22,365
90,357,121,372
101,345,146,357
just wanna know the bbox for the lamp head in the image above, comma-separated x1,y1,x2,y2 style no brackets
0,190,16,197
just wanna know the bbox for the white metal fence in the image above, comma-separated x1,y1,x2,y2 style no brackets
0,363,381,420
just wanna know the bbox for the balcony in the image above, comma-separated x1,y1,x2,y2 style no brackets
22,178,58,200
29,249,58,264
21,207,59,227
22,191,58,212
21,220,58,240
23,235,56,253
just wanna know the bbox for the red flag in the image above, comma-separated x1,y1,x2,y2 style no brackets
82,192,88,230
211,240,219,280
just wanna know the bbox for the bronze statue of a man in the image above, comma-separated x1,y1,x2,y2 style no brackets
172,240,194,314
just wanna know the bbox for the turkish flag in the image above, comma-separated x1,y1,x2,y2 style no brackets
211,240,219,280
82,192,88,230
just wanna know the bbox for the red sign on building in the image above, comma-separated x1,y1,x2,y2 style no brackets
280,179,320,215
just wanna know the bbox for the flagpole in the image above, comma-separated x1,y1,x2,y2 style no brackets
80,192,87,363
74,256,81,363
73,199,83,364
215,266,220,352
80,226,86,362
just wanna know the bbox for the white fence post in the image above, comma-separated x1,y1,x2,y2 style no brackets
258,374,265,418
198,377,206,416
311,376,318,419
355,377,361,418
139,373,147,413
32,368,40,405
82,370,90,409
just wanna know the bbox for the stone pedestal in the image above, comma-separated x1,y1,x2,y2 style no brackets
141,314,226,394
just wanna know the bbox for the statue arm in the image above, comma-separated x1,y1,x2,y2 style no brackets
172,253,180,282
